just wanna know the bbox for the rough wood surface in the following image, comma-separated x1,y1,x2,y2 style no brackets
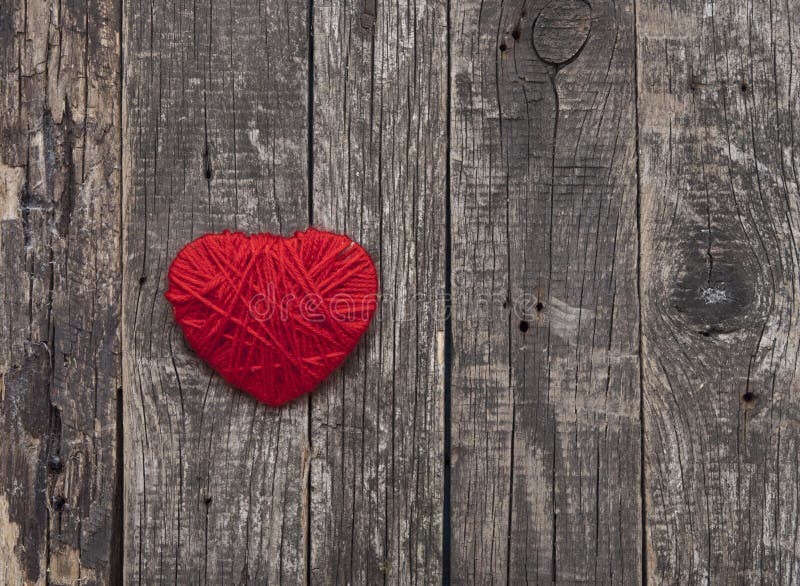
5,0,800,583
638,0,800,582
310,0,447,582
0,0,122,583
121,0,310,582
449,0,641,582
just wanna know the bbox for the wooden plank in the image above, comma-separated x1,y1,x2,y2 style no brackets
309,0,447,582
638,0,800,582
0,0,122,583
121,0,310,582
449,0,641,582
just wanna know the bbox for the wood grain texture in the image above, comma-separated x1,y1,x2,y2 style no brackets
0,0,122,583
638,0,800,582
449,0,641,582
310,0,447,582
121,0,310,582
4,0,800,582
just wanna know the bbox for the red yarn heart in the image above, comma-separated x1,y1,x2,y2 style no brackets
165,228,378,406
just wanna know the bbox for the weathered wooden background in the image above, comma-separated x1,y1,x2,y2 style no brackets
2,0,800,583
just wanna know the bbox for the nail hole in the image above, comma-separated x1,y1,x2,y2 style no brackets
139,276,147,286
519,320,530,333
511,27,521,40
535,302,544,312
48,456,63,474
741,81,748,92
499,42,508,52
742,391,755,404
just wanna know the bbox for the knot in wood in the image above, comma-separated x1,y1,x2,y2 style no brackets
533,0,592,65
670,242,756,335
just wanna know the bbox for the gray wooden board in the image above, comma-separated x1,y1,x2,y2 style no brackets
449,0,642,582
122,0,310,582
310,0,447,582
5,0,800,582
638,0,800,582
0,0,123,583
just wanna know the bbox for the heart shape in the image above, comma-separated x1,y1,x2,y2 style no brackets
165,228,378,406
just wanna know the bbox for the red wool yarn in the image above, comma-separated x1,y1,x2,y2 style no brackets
165,228,378,406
